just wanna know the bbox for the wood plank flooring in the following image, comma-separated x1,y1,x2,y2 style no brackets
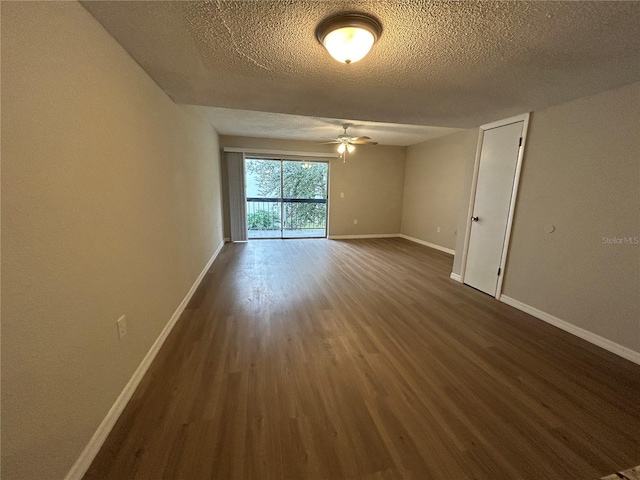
84,238,640,480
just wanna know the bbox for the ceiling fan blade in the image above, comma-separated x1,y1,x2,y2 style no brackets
324,127,377,147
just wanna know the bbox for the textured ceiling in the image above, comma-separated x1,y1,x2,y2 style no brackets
181,106,461,146
82,1,640,130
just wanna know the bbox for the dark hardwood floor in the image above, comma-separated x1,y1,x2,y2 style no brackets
85,238,640,480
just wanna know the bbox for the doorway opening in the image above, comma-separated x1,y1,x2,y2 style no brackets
245,158,329,239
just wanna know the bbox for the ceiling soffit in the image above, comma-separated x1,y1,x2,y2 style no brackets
82,1,640,128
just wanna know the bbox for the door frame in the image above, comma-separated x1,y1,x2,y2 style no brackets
459,113,530,298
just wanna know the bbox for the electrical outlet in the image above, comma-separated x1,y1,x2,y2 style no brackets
117,315,127,340
340,192,345,198
437,226,441,233
354,219,358,225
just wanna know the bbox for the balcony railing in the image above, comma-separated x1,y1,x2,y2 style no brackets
247,197,326,238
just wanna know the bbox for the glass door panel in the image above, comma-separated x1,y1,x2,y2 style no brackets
282,161,328,238
245,158,282,239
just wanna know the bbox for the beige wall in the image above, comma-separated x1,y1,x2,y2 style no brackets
451,135,480,275
401,130,479,252
1,3,224,479
219,136,407,237
502,82,640,353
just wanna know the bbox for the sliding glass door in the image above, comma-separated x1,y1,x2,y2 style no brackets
245,158,328,239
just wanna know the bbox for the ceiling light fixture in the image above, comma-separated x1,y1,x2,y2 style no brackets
326,124,377,162
316,13,382,64
336,142,355,156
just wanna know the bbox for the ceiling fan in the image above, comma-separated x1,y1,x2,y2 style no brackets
324,124,378,160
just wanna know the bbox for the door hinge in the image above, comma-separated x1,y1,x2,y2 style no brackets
497,268,501,276
518,137,523,147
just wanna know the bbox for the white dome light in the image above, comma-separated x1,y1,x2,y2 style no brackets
316,13,382,65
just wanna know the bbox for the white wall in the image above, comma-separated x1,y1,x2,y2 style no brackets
1,2,224,479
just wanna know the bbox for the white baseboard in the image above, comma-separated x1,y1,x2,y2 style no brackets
500,295,640,366
328,233,399,240
399,234,455,255
450,272,462,283
65,240,225,480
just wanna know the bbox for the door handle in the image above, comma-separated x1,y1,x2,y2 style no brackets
471,216,479,222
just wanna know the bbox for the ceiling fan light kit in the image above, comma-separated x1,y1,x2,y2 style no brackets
327,124,378,162
336,143,355,155
316,12,382,64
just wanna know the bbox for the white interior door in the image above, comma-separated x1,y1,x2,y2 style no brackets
464,121,524,296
